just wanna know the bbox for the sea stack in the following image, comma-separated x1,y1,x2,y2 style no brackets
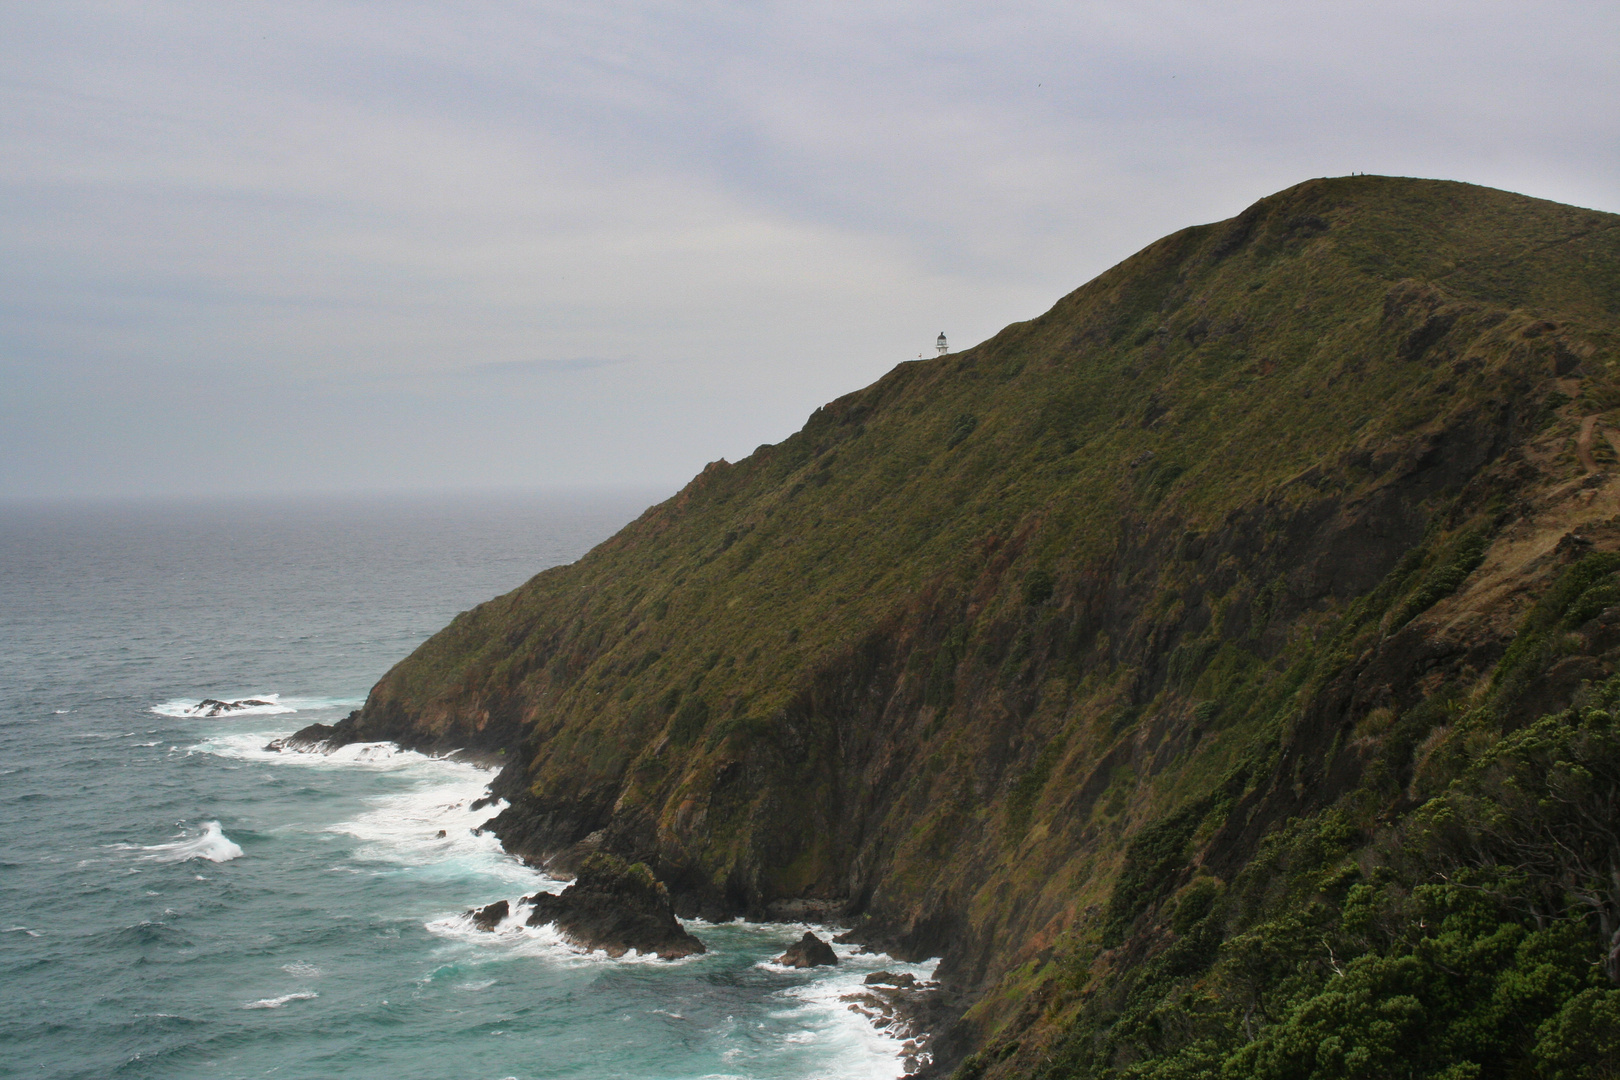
775,931,838,968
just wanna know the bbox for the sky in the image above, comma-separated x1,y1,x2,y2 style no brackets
3,1,1618,500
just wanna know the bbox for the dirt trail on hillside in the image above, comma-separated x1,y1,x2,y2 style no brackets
1578,415,1601,473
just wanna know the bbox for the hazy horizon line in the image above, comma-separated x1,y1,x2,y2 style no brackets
0,481,681,510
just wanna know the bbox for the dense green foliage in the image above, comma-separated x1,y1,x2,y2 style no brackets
1493,553,1620,703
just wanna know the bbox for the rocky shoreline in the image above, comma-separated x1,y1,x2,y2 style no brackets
270,731,956,1066
267,716,511,768
263,722,337,752
844,971,961,1078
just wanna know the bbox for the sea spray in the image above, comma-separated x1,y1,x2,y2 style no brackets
132,820,244,863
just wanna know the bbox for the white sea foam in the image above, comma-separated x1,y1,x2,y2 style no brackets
188,716,522,883
193,729,470,774
190,703,924,1075
242,991,318,1010
280,962,321,978
769,936,942,1079
424,901,940,1080
423,896,698,967
650,922,942,1079
132,821,244,863
232,740,560,917
153,692,366,720
329,779,539,883
152,693,297,718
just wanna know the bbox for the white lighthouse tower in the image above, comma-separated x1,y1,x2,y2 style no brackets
936,332,948,356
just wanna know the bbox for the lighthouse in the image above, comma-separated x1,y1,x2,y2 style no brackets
936,332,948,356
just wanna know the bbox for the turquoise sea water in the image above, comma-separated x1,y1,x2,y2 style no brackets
0,493,933,1080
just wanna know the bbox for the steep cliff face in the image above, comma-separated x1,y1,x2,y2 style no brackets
315,176,1620,1075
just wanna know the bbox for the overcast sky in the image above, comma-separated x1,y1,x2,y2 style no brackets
3,1,1617,499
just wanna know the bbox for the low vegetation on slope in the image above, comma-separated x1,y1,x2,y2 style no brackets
959,556,1620,1080
317,175,1620,1077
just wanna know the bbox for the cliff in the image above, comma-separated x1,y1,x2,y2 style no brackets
312,176,1620,1078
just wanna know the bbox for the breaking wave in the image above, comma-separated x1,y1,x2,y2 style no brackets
242,991,318,1010
152,694,296,718
134,821,243,863
151,693,364,719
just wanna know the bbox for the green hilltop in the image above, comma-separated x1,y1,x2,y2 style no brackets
319,175,1620,1079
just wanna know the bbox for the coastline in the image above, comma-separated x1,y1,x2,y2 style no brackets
254,723,951,1078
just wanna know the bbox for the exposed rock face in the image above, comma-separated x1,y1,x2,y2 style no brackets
468,899,508,931
264,722,337,752
775,931,837,968
525,853,705,960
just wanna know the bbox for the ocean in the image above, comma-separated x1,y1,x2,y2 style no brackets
0,492,935,1080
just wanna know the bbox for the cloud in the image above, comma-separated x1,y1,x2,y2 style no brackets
0,1,1616,497
467,357,638,377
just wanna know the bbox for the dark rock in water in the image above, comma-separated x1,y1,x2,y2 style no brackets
469,900,509,931
264,722,337,753
865,970,917,988
775,931,838,968
194,698,274,717
436,830,447,838
524,852,705,960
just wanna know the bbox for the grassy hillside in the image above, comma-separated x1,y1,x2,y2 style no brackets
322,175,1620,1077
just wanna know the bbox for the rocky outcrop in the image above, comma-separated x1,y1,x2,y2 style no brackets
866,970,917,988
774,931,837,968
524,853,705,960
468,899,508,931
842,971,961,1077
193,698,274,716
264,722,337,752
